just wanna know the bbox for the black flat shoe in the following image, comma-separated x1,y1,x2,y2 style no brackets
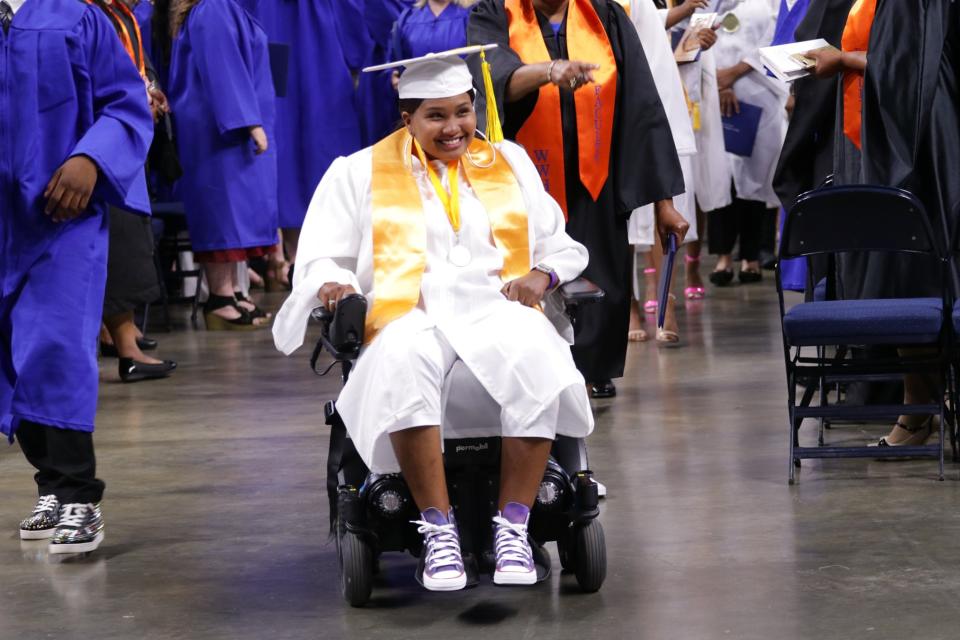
119,358,177,383
101,336,158,358
738,269,763,284
589,380,617,399
709,269,734,286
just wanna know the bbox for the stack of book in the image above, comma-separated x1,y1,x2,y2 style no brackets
759,38,839,83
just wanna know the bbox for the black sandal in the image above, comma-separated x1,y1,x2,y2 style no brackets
234,292,271,320
203,294,265,331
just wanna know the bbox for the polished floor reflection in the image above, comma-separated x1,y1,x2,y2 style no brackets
3,279,960,640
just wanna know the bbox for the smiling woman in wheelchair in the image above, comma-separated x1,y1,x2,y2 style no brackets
273,48,596,592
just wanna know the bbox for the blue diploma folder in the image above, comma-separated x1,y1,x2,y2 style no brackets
721,101,763,157
657,234,679,330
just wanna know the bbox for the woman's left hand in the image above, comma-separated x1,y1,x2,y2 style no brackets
804,47,845,79
501,271,552,307
654,199,690,248
719,87,740,117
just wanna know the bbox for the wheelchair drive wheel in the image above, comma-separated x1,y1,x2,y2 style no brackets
571,519,606,593
338,526,374,607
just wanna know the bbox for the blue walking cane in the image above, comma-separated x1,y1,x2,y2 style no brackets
657,233,679,330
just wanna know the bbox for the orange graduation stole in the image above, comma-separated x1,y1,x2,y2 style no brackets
86,0,148,78
840,0,877,149
366,129,531,343
506,0,618,219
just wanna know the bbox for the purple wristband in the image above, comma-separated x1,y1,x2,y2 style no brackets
548,271,559,290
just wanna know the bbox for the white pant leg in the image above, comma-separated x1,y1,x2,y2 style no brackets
337,311,458,473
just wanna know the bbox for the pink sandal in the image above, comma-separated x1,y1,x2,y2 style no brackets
683,255,706,300
642,267,658,314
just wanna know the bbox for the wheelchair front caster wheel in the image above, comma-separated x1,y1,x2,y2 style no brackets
557,536,574,572
572,519,606,592
338,528,374,607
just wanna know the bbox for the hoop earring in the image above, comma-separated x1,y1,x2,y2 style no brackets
466,131,496,169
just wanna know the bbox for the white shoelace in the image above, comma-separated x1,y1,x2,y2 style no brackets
33,495,58,514
58,504,90,528
493,516,532,566
412,520,462,572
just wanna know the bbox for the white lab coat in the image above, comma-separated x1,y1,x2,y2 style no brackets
273,140,594,473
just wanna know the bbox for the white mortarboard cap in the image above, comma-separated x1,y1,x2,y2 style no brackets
362,45,499,100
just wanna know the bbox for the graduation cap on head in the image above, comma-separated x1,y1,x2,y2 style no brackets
362,45,504,144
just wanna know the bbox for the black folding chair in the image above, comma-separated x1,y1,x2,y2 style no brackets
152,202,202,329
777,185,951,484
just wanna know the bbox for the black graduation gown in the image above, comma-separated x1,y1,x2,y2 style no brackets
468,0,684,381
838,0,959,300
773,0,855,210
91,0,163,317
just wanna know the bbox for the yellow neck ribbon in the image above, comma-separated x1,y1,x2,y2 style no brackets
367,130,531,343
412,139,461,234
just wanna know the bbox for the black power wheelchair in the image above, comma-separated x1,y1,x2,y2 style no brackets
310,279,607,606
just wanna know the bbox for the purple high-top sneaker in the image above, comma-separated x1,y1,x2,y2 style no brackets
493,502,536,585
413,507,466,591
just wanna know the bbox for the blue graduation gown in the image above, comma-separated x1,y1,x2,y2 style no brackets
357,0,413,145
0,1,153,437
168,0,279,251
253,0,366,229
389,2,471,60
133,0,153,62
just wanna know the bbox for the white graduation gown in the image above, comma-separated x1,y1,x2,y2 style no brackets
626,0,698,249
659,5,733,213
686,47,734,212
712,0,788,206
273,140,594,473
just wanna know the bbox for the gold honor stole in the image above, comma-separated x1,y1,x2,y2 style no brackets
366,129,531,343
506,0,618,219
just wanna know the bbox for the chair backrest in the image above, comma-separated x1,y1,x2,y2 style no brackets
780,186,938,260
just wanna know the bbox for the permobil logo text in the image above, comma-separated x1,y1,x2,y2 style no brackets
455,442,489,454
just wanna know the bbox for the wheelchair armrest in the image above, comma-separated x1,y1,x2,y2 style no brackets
559,277,605,306
310,293,367,362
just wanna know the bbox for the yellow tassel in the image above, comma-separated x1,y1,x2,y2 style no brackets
480,49,504,144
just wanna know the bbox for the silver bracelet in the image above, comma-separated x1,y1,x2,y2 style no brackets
546,60,559,85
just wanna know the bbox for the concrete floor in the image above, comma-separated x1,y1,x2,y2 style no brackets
3,278,960,640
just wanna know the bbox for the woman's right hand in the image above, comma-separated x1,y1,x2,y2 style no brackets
317,283,358,312
249,126,269,155
548,60,601,91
